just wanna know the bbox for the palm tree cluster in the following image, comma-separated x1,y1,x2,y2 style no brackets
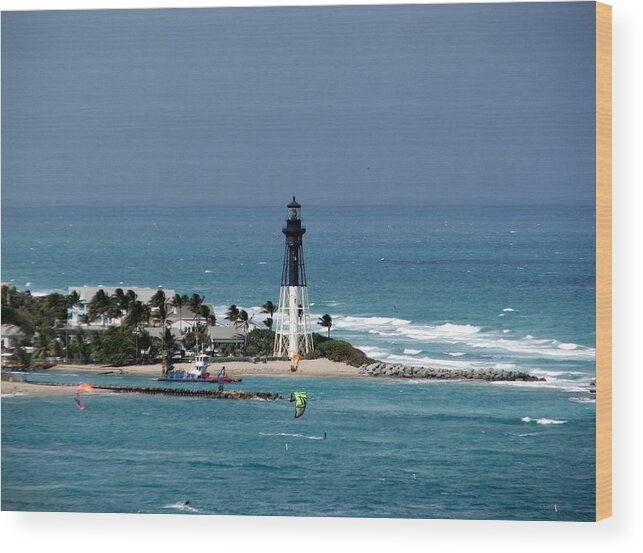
4,285,341,365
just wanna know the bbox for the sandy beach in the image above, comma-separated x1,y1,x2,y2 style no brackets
1,359,362,397
59,358,361,378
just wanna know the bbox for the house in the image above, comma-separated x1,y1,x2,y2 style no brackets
166,305,217,332
67,285,176,327
207,326,246,350
1,324,26,350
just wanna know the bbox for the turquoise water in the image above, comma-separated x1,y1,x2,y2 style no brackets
1,203,596,518
2,373,595,520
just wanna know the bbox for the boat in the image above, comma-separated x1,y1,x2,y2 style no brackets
158,353,242,383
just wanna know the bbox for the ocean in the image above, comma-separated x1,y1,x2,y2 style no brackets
1,202,596,519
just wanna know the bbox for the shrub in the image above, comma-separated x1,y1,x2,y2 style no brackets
307,339,375,367
245,329,275,356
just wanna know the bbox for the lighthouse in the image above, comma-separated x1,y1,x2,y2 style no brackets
273,197,314,359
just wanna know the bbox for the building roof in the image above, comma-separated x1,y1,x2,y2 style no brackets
1,324,25,338
68,286,176,304
208,326,245,343
143,327,183,340
166,304,216,323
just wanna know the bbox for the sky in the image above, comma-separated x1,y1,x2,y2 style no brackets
1,2,596,207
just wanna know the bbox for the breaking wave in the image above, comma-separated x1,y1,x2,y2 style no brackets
332,315,595,361
259,432,324,440
521,417,568,425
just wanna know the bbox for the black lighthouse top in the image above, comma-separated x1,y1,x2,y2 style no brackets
284,196,306,236
281,197,307,287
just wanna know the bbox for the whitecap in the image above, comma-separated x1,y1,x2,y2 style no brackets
257,261,268,265
259,432,324,440
356,345,391,359
557,343,578,351
502,307,515,312
403,348,422,355
522,417,567,425
334,316,411,330
568,397,596,404
204,270,212,273
446,352,465,357
162,502,200,513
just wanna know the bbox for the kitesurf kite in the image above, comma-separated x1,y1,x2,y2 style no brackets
289,391,308,418
74,382,94,411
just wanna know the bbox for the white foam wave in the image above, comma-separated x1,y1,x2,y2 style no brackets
557,343,578,350
257,261,268,265
204,270,212,273
403,348,422,355
163,502,200,513
381,354,486,369
446,352,466,357
522,417,567,425
568,397,596,404
356,345,391,359
502,307,516,312
259,432,324,440
334,316,411,329
530,369,589,378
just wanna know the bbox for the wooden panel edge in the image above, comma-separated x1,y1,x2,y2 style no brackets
595,0,612,522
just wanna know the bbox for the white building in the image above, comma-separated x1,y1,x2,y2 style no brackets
67,285,176,327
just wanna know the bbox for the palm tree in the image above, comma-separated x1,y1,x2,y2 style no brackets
126,289,138,308
112,288,126,310
33,327,55,359
107,296,123,322
261,301,275,318
66,290,80,310
155,303,170,329
124,300,148,329
225,304,240,324
88,289,110,326
188,293,205,323
318,314,333,338
261,300,276,330
171,293,189,332
235,309,251,353
200,304,211,320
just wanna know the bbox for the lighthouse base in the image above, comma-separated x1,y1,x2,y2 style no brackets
273,285,314,358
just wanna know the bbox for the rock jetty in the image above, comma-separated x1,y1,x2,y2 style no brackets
23,381,281,400
358,362,544,382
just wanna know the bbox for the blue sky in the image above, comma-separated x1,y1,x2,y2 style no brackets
1,3,596,207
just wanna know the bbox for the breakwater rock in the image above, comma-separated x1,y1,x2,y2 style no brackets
24,381,281,400
358,362,545,382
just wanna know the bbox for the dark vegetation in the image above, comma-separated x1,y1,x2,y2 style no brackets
2,284,367,368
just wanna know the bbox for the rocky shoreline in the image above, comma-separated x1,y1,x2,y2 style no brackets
358,362,545,382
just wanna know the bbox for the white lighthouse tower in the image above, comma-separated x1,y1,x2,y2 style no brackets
273,197,314,360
